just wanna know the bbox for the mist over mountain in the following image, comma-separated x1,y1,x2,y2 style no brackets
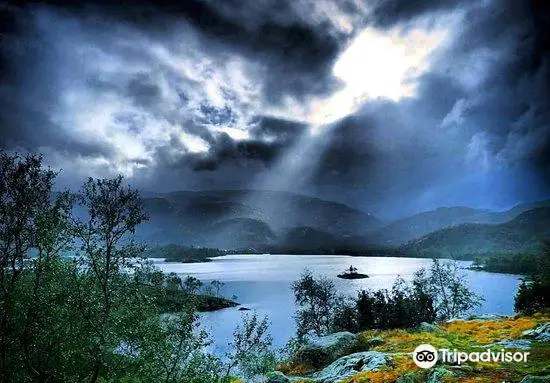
136,189,382,248
135,189,550,252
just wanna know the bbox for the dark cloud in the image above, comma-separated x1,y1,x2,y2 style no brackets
370,0,476,28
2,0,347,105
0,0,549,218
191,139,282,172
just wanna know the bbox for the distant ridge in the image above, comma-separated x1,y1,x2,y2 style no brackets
399,207,550,257
136,189,550,255
364,199,550,245
136,189,382,248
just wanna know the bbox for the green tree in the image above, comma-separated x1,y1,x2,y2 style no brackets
515,241,550,314
0,151,276,382
224,312,275,381
73,176,149,382
411,268,437,324
211,280,225,297
0,152,74,382
424,259,483,320
292,270,342,337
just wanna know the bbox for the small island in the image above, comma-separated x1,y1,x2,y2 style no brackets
337,265,369,279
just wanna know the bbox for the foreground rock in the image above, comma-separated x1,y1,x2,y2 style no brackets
476,339,532,350
296,332,357,367
265,371,290,383
522,323,550,341
419,322,442,333
312,351,390,383
520,376,550,383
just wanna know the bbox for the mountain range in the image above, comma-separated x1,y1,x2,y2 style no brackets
136,189,550,257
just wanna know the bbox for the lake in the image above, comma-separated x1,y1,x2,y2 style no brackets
151,254,522,354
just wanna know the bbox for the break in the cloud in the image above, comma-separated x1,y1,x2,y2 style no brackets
0,0,548,217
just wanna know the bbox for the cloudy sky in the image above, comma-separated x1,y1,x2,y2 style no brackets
0,0,549,218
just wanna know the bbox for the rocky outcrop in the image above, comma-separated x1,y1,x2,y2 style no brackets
522,323,550,341
303,332,357,354
295,332,358,367
312,351,390,383
265,371,291,383
419,322,442,333
476,339,532,350
519,375,550,383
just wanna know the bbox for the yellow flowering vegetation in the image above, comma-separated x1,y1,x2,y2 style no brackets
278,313,550,383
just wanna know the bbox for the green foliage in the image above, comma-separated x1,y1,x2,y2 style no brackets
423,259,483,320
0,151,274,383
353,274,436,330
293,259,480,336
332,300,360,333
515,241,550,314
472,252,541,274
224,312,276,381
292,270,345,337
135,269,236,313
400,208,550,258
144,244,228,262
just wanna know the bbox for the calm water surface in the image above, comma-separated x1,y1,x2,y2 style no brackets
152,254,522,354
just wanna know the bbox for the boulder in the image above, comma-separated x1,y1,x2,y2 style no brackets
296,332,357,366
522,323,550,341
265,371,290,383
419,322,442,333
304,332,357,353
478,339,532,350
519,376,550,383
426,368,454,383
312,351,390,383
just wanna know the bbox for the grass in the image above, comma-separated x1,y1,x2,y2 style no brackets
278,312,550,383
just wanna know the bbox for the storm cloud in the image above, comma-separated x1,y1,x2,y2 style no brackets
0,0,548,217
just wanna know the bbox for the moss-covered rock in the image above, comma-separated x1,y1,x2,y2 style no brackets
265,371,291,383
312,351,390,383
294,332,357,368
519,375,550,383
523,322,550,341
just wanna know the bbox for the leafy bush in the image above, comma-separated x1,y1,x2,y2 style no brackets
515,241,550,314
422,259,483,320
224,312,276,381
353,275,436,330
293,259,482,337
292,270,345,337
0,151,274,383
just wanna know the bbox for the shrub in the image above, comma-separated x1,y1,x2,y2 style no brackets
292,270,344,337
355,276,436,330
515,241,550,314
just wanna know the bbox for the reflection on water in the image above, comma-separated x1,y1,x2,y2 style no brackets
153,254,522,354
